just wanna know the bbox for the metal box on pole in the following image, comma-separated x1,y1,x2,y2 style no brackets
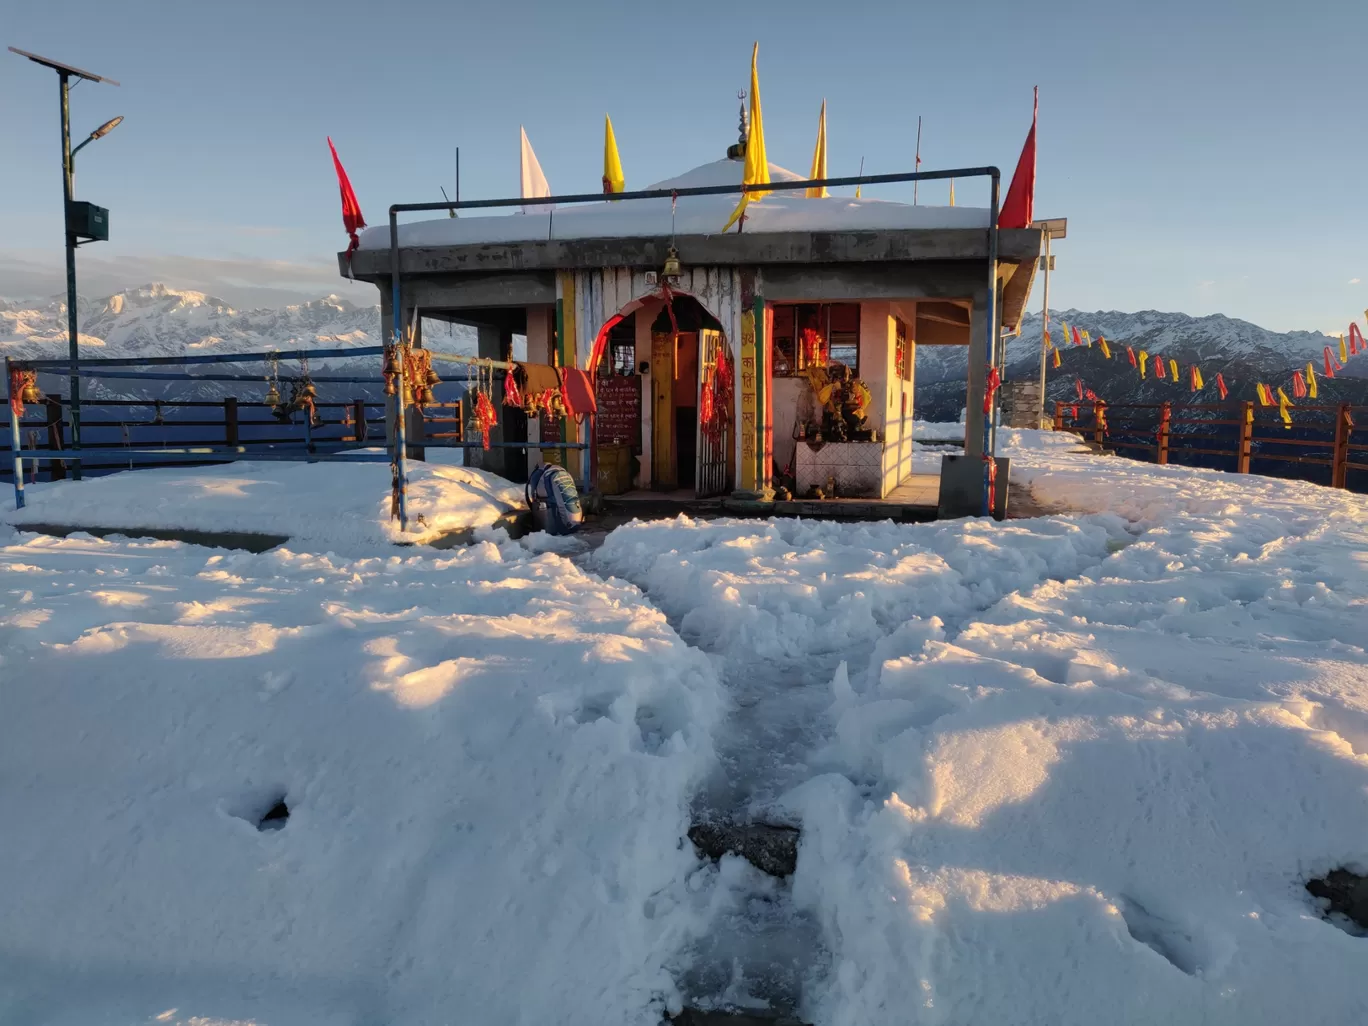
66,201,109,242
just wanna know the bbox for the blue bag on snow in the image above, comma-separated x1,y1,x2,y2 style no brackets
526,463,583,535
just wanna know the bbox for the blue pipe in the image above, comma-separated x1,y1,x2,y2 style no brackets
983,172,1001,518
8,359,24,510
16,344,386,371
389,207,408,532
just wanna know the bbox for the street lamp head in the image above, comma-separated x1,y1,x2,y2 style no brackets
89,115,123,140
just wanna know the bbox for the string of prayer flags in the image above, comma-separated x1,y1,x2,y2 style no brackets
1292,371,1307,399
1306,363,1318,398
1169,358,1180,382
1216,372,1228,400
1277,387,1293,429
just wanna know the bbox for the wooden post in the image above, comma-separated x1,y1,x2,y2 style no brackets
353,399,367,443
1332,402,1352,489
1156,402,1171,465
1237,401,1253,474
45,394,66,481
1092,401,1104,447
1053,401,1063,432
224,397,239,447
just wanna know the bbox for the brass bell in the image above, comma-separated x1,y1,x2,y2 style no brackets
425,367,441,388
301,380,317,399
420,386,436,404
402,385,416,405
383,377,397,397
662,246,682,279
265,383,281,406
21,381,41,404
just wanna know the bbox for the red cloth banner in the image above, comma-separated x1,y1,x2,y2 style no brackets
327,137,366,263
1216,372,1228,400
998,87,1038,229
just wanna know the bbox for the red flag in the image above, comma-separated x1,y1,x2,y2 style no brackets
1215,372,1228,400
1074,377,1083,400
1127,346,1137,368
1292,371,1307,398
1155,356,1166,379
1085,388,1098,401
997,87,1037,229
1072,325,1083,346
1350,323,1365,355
1325,346,1337,378
328,137,367,263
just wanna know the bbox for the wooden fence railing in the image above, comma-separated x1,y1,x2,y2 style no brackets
1053,400,1368,488
2,395,464,481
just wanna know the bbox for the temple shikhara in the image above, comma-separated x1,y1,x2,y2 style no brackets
340,54,1042,517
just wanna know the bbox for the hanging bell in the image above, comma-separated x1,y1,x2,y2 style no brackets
402,384,416,405
383,376,397,397
420,386,436,404
300,380,317,399
662,246,682,279
265,382,281,406
382,347,398,376
21,380,41,404
425,366,441,388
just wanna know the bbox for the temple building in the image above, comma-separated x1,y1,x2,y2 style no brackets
340,133,1041,516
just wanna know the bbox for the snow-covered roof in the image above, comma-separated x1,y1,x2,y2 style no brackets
357,159,990,251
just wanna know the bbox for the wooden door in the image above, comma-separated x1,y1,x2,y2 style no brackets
651,331,676,489
696,329,731,498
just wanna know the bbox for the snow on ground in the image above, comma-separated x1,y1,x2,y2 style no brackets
4,426,1368,1024
3,450,522,550
0,525,724,1025
593,435,1368,1024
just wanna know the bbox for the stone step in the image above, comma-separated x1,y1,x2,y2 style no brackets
688,821,800,878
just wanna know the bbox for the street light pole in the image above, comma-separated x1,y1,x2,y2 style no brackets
10,47,121,483
58,71,83,478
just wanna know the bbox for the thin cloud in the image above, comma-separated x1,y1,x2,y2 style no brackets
232,225,289,238
1350,277,1362,285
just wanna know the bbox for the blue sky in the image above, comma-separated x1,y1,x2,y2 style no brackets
3,0,1364,330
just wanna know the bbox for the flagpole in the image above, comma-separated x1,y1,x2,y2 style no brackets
913,116,924,205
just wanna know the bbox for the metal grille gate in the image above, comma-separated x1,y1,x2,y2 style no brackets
696,329,731,498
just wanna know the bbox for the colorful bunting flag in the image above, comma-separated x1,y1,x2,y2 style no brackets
1306,363,1318,399
1257,383,1272,406
1292,371,1307,399
1099,338,1111,359
1190,365,1203,391
1075,377,1084,400
1072,325,1083,347
1139,351,1149,378
1349,322,1363,355
1277,387,1293,429
1169,358,1180,382
1052,348,1061,369
1127,346,1137,368
1216,372,1228,400
806,100,828,198
1340,333,1349,364
1155,355,1166,379
1081,330,1092,347
1325,346,1337,378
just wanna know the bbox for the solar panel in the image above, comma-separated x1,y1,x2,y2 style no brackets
8,47,119,86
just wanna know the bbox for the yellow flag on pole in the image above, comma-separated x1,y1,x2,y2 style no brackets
602,115,625,195
949,179,956,206
806,100,827,198
722,43,771,232
1306,362,1318,398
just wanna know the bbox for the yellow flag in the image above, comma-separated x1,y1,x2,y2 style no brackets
1082,330,1092,347
1339,333,1349,364
1257,384,1272,406
1306,362,1318,398
1099,338,1111,359
1193,365,1204,389
806,100,827,198
722,43,771,232
1052,348,1061,369
1277,388,1293,428
603,115,625,195
1043,328,1052,348
1139,350,1149,378
1169,358,1179,382
949,179,956,206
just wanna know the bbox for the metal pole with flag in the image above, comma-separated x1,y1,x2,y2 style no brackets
998,87,1038,229
722,43,770,233
806,100,827,198
328,137,366,276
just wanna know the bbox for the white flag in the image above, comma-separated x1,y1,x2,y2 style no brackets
520,126,553,212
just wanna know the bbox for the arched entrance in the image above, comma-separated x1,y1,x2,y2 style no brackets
588,289,735,498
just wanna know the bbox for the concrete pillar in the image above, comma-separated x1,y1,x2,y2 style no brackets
965,292,989,464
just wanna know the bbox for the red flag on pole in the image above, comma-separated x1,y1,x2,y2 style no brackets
328,137,367,267
997,87,1037,229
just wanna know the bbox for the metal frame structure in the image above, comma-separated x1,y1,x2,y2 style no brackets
385,164,1003,516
